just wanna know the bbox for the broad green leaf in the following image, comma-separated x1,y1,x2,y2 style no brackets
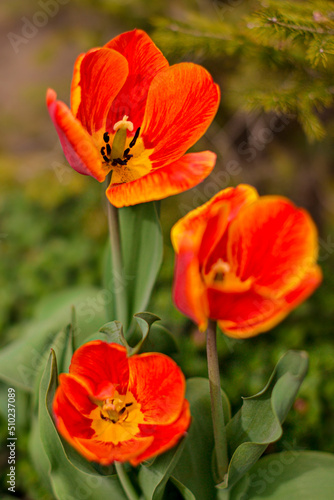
138,436,187,500
104,202,163,332
39,350,126,500
171,378,231,500
0,286,107,390
32,325,73,413
220,350,309,490
230,451,334,499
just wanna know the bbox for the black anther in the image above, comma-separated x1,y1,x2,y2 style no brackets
103,132,110,143
129,127,140,148
106,143,111,155
125,403,133,407
103,155,110,163
101,146,106,155
124,148,130,156
119,407,126,416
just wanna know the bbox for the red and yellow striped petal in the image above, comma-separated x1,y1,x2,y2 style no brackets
106,151,216,207
105,29,169,133
127,353,186,425
131,400,191,466
141,63,220,168
47,88,106,181
73,48,129,134
227,196,319,297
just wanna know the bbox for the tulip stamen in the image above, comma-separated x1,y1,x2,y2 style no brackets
98,396,134,425
129,127,140,148
101,125,139,167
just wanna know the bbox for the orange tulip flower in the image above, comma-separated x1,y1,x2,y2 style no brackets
171,184,322,338
53,341,190,466
47,29,220,207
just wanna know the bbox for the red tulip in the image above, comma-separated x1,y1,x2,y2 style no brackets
47,29,220,207
53,341,190,466
172,184,322,338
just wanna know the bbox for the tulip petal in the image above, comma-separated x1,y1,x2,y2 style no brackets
210,265,322,338
130,400,191,466
228,196,319,297
70,52,86,117
173,246,208,330
128,353,186,425
141,63,220,168
57,373,96,416
53,385,95,440
70,435,154,465
105,29,169,132
47,89,106,181
69,341,129,395
107,151,216,207
74,48,129,134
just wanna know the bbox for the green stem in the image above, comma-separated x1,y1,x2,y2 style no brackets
106,173,128,324
206,319,229,481
115,462,139,500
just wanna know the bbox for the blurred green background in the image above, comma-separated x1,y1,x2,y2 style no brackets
1,0,334,497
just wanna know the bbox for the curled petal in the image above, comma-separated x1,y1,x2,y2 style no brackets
228,196,319,297
107,151,216,207
47,89,105,181
141,63,220,168
211,265,322,338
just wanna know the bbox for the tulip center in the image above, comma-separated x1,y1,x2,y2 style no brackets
100,397,133,424
206,258,253,293
90,390,145,445
100,115,141,168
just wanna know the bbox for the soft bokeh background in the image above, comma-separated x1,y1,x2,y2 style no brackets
1,0,334,497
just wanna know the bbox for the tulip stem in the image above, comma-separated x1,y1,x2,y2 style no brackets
115,462,139,500
206,319,229,482
106,173,128,326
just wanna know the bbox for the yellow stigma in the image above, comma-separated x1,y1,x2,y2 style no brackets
113,115,134,132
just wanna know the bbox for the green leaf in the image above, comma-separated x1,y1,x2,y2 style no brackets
129,312,161,355
138,436,187,500
170,477,196,500
171,377,231,500
104,202,163,332
38,350,126,500
230,451,334,499
98,312,160,356
220,350,309,490
0,287,107,391
98,320,127,346
140,323,179,356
